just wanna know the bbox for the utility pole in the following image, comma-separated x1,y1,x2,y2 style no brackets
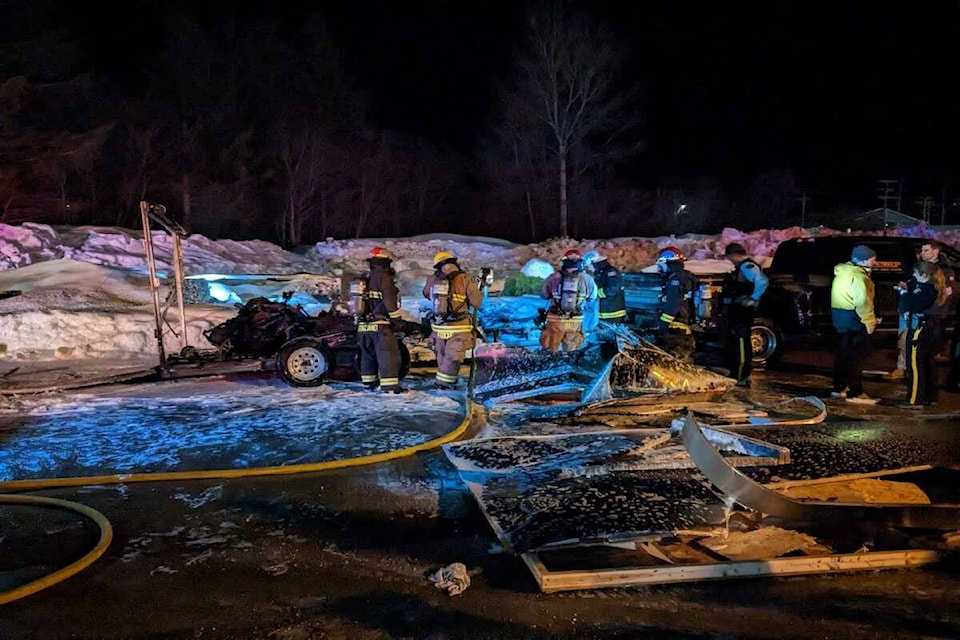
797,192,811,228
942,181,947,226
916,196,935,223
877,179,898,209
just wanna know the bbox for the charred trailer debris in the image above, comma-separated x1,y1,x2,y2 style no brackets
201,295,414,387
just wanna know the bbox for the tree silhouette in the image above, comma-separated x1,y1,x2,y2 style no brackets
496,3,640,238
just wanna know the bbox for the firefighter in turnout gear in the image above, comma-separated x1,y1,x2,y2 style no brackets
720,242,769,388
539,249,598,353
583,251,627,325
422,250,484,390
656,247,699,363
354,247,405,393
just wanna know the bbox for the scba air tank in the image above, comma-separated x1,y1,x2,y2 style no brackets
431,278,450,322
560,273,579,315
348,277,368,319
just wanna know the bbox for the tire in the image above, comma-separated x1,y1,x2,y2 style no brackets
276,337,332,387
750,318,782,365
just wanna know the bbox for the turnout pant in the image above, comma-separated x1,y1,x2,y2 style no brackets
358,325,401,390
832,328,869,398
540,314,585,353
905,320,938,405
724,306,755,382
432,331,475,387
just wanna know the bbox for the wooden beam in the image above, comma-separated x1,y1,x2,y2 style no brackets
523,549,941,593
766,466,935,490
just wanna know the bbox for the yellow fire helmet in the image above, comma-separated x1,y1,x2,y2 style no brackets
433,250,457,269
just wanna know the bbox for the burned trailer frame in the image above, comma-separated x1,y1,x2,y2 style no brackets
139,200,412,387
202,296,412,387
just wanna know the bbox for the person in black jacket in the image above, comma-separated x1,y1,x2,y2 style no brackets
890,240,955,382
582,251,627,324
720,243,769,388
355,247,405,393
656,247,698,363
898,260,948,408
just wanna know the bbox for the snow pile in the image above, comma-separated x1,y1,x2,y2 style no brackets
0,223,325,274
0,259,233,362
2,220,958,364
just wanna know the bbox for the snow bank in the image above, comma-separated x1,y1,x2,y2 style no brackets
2,220,959,363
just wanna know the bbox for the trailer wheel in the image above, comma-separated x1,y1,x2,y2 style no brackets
750,318,782,365
277,337,331,387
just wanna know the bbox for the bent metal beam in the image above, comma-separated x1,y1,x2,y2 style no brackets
680,414,960,530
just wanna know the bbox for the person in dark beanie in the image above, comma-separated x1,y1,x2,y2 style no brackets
830,244,878,404
719,242,768,387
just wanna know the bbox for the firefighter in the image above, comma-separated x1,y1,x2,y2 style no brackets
422,250,484,390
720,242,769,387
353,247,405,393
539,249,598,352
583,251,627,325
656,247,699,363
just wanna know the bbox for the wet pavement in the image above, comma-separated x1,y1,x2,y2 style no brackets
1,343,960,639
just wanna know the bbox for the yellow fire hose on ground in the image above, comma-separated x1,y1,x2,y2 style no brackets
0,401,479,605
0,495,113,606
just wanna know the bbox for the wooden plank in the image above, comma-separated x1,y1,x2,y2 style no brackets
521,552,549,591
523,549,941,593
765,466,935,491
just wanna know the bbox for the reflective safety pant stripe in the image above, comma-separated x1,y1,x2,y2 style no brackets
431,324,472,340
432,332,474,384
905,326,937,405
599,309,627,319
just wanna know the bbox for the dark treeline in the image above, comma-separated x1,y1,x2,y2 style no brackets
0,2,949,246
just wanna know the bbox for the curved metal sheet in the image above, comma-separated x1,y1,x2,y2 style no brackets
716,396,827,429
681,414,960,530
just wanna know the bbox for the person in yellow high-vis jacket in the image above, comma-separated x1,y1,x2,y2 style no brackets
830,244,878,404
423,250,484,390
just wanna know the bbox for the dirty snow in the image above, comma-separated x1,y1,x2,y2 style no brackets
1,220,955,363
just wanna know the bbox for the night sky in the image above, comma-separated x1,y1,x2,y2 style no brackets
4,1,960,214
325,2,960,200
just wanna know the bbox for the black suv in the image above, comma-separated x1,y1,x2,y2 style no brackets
755,235,959,360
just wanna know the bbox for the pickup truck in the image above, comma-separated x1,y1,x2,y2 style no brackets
622,235,960,364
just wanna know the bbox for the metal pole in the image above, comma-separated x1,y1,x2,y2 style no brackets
172,234,188,351
140,201,167,368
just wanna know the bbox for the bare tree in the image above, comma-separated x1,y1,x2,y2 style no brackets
512,4,637,237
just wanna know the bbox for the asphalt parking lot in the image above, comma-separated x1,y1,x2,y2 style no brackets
1,342,959,640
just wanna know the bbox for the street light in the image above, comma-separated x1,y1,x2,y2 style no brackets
675,203,687,216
